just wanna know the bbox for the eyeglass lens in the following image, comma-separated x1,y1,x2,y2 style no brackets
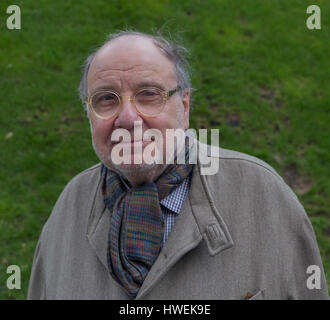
91,88,165,118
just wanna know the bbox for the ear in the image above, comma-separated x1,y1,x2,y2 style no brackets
181,89,190,130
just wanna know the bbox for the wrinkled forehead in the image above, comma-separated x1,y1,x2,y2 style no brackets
87,36,177,87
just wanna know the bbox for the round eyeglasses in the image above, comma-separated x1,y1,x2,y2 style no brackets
86,86,181,119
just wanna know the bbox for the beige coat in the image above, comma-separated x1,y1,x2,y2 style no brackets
27,144,329,299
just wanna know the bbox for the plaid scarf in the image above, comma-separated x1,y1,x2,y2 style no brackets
102,141,193,298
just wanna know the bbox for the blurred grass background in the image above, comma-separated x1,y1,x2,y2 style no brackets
0,0,329,299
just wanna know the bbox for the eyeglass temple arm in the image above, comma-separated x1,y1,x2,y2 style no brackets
168,86,182,97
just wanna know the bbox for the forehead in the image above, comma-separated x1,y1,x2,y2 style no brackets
87,36,177,91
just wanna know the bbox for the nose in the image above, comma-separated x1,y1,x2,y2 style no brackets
113,96,142,130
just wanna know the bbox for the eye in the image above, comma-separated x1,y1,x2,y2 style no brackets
136,88,162,101
140,90,157,97
100,93,116,102
93,92,119,106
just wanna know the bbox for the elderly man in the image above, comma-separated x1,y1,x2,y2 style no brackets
27,31,329,300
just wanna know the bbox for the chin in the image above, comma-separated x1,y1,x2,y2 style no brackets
108,161,168,187
93,143,166,183
110,162,159,174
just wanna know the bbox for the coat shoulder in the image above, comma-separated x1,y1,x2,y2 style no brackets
42,163,103,232
58,163,103,198
201,144,304,220
69,163,103,185
204,144,283,181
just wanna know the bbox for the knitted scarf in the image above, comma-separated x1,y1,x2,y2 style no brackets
102,141,193,297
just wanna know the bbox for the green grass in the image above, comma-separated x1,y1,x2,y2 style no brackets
0,0,329,299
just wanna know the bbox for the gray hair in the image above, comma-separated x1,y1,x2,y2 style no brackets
78,30,191,115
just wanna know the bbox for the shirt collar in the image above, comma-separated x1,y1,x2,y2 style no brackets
119,175,191,215
160,177,190,214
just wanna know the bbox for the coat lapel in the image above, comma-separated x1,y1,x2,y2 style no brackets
189,161,235,256
136,183,202,299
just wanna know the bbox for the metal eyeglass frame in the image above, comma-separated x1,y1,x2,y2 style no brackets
86,86,181,120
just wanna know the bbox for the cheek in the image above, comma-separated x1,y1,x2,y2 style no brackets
91,118,114,145
145,109,184,132
170,100,187,129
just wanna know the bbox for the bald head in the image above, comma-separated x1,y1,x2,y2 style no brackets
87,35,177,96
78,31,191,114
90,35,173,74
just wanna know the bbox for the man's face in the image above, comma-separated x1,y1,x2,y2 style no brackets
87,36,190,179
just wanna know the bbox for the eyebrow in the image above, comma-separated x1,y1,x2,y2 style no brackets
135,81,165,90
90,81,166,95
90,85,118,94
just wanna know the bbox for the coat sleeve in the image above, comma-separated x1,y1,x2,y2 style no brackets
27,237,46,299
277,181,330,300
26,174,75,300
288,208,329,299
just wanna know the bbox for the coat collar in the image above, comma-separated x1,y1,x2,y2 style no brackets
86,141,234,299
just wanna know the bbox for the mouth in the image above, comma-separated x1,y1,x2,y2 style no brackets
112,136,155,145
112,138,155,148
